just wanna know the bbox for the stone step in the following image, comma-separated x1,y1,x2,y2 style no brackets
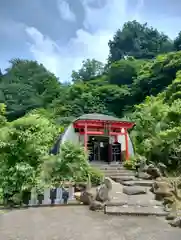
102,168,128,171
122,186,147,195
106,199,162,207
104,172,135,176
103,169,134,173
111,176,137,182
99,167,126,171
104,205,168,217
122,180,153,187
91,165,124,170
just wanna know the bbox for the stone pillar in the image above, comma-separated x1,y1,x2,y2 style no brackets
43,188,51,205
55,188,63,204
69,185,75,200
29,188,38,206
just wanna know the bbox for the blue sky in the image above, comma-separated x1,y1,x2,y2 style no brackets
1,0,181,81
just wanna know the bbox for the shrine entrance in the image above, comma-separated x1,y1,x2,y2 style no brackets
88,136,109,162
87,136,122,163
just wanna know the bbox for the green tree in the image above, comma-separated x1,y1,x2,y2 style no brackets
0,59,62,120
69,92,110,116
0,113,58,200
130,83,181,171
174,31,181,51
107,59,145,85
131,51,181,106
71,59,104,82
108,21,173,62
93,84,130,117
0,69,3,82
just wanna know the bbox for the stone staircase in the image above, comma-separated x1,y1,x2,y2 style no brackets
91,162,168,217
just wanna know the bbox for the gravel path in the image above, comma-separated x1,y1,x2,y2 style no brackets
0,206,180,240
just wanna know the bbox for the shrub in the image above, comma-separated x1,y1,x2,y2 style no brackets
123,154,147,170
89,167,104,186
0,113,58,203
41,141,103,186
123,160,135,170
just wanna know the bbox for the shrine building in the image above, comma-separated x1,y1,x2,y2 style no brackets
54,113,135,163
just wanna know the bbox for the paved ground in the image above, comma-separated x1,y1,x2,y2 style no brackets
0,206,180,240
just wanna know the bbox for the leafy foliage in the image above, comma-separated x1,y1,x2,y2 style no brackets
0,113,58,201
71,59,104,82
107,59,139,85
0,59,62,120
130,87,181,171
108,20,173,62
174,31,181,51
41,142,103,186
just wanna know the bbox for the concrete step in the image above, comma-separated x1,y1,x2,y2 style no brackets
106,199,162,207
122,180,153,187
104,172,135,176
100,166,125,170
104,205,168,217
111,176,137,182
103,168,133,172
91,164,123,169
100,166,129,170
95,167,126,171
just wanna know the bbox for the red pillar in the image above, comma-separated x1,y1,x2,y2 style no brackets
125,129,129,160
84,122,88,152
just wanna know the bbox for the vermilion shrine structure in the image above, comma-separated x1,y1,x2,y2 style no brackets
51,114,135,163
72,114,135,162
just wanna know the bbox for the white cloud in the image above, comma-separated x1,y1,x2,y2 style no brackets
57,0,76,22
26,0,145,81
26,27,62,77
0,18,27,40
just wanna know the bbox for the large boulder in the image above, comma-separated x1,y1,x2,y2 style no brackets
136,172,151,180
146,164,162,179
89,200,105,211
96,185,109,202
79,188,97,205
166,211,177,220
123,186,147,195
135,157,147,173
169,217,181,228
157,163,168,177
104,177,112,190
151,180,173,200
74,177,113,207
96,177,112,202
